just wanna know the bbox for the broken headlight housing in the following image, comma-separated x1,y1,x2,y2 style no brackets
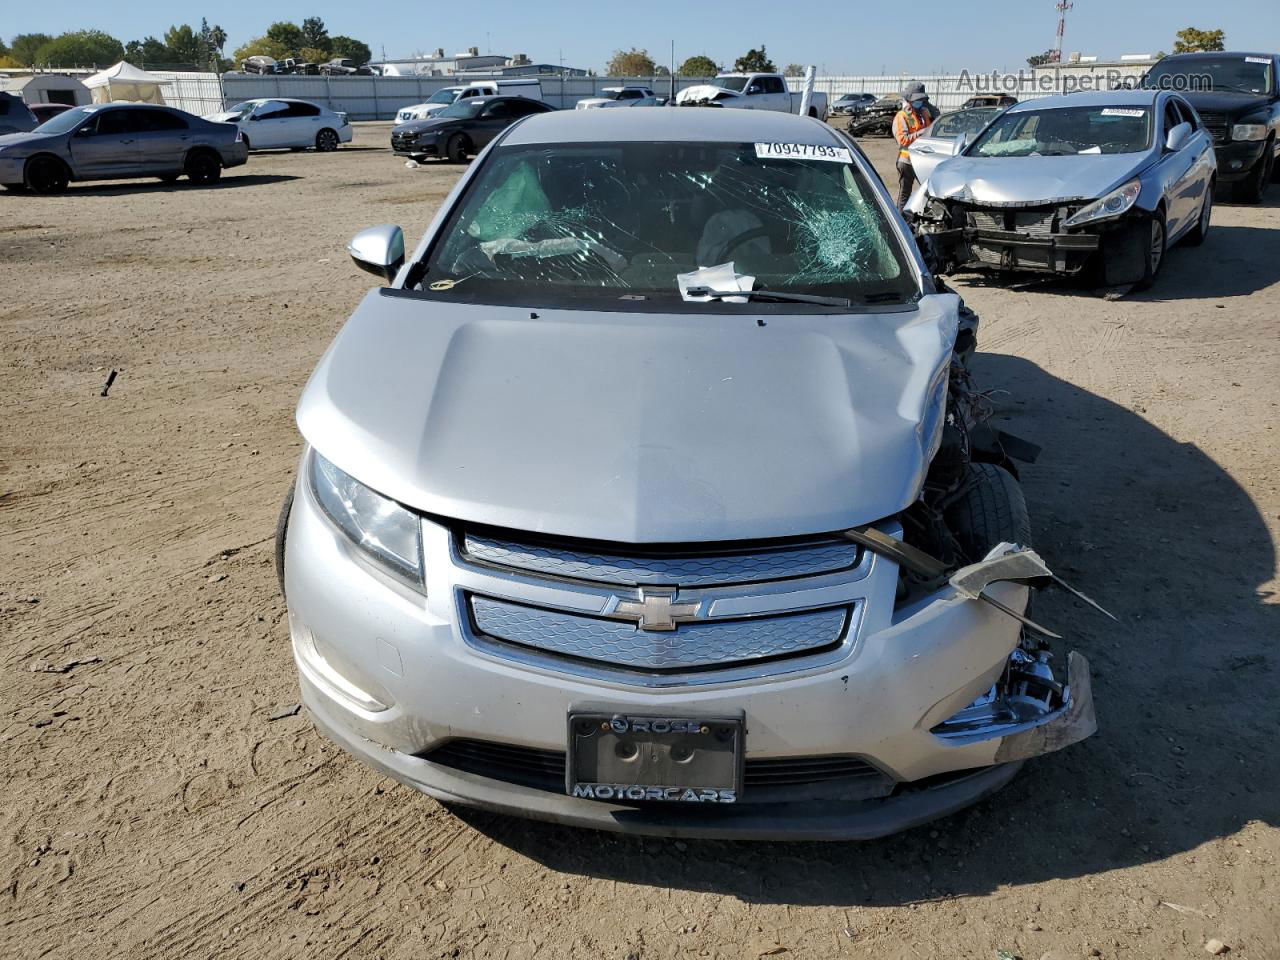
1063,178,1142,229
309,451,424,586
1230,123,1267,141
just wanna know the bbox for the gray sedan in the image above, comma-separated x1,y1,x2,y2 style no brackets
907,90,1217,288
0,103,248,194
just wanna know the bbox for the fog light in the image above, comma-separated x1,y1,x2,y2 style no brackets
1229,159,1243,170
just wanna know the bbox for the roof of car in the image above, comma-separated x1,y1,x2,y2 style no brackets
1005,89,1163,112
1157,51,1275,61
504,107,842,145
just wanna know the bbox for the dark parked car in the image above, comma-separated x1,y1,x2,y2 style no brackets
1142,51,1280,202
962,94,1018,110
0,103,248,194
319,58,372,76
29,103,75,124
391,96,555,163
0,92,39,135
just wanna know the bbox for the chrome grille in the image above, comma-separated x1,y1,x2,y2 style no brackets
470,595,848,671
462,530,860,587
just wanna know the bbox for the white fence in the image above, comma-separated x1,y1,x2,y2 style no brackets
155,69,1148,121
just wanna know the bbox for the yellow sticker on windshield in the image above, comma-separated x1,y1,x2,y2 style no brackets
754,142,852,162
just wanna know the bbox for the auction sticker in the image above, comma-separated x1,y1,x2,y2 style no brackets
755,142,852,162
1101,108,1145,117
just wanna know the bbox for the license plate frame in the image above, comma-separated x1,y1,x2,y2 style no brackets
566,712,743,804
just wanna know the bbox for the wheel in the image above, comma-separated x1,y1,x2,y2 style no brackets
1231,141,1273,203
1183,181,1213,247
185,151,222,185
945,463,1032,563
23,155,70,194
445,133,469,163
315,128,339,152
1133,210,1167,290
157,173,181,183
807,107,818,118
275,483,295,599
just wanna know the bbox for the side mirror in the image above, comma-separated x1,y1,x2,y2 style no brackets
1165,120,1191,152
347,225,405,283
75,125,95,137
951,132,971,156
746,85,761,95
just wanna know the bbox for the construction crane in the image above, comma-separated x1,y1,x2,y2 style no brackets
1052,0,1073,63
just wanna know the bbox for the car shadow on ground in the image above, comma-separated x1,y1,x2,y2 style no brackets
450,354,1278,906
55,174,301,197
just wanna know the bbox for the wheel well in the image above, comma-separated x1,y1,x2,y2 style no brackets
318,126,336,138
184,146,219,166
25,152,70,175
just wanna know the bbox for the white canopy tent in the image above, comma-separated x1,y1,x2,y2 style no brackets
84,61,170,104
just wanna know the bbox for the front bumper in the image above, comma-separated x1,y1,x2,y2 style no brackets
1213,139,1268,182
284,466,1095,839
391,137,438,159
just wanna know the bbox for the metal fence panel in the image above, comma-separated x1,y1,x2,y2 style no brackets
155,69,1143,121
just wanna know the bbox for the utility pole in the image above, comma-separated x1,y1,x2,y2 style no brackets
1052,0,1073,63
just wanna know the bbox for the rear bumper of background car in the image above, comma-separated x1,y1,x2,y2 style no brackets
283,461,1096,839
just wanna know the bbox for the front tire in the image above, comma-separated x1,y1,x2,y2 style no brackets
445,133,469,163
23,155,70,195
945,463,1032,563
1232,141,1273,203
275,483,295,599
185,151,222,185
315,128,339,152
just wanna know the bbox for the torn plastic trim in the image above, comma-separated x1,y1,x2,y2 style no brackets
932,649,1096,762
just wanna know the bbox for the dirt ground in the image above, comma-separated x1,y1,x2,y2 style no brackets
2,121,1277,960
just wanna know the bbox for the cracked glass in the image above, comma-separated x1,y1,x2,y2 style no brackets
418,141,917,311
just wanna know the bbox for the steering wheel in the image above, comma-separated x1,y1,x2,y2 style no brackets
712,224,774,265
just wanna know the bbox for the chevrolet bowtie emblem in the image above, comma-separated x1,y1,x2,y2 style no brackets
611,588,700,632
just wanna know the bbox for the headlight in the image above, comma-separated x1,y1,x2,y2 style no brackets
309,451,423,585
1230,123,1267,141
1062,178,1142,229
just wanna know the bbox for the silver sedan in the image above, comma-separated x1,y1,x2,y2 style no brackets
907,89,1217,289
0,103,248,194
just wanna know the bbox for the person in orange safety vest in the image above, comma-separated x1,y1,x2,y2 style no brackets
892,80,941,209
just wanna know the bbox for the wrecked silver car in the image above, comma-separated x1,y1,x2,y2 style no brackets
277,109,1101,839
907,90,1216,288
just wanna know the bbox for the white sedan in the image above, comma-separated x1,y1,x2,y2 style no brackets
207,98,353,152
575,86,656,110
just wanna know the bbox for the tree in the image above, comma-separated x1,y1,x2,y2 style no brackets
163,24,205,67
653,64,670,77
733,46,775,73
265,21,305,56
199,19,228,70
783,63,805,77
1173,27,1225,53
0,37,7,57
9,33,53,65
329,36,371,65
232,36,292,64
36,30,124,68
678,54,718,77
1026,49,1057,67
208,23,227,56
125,36,170,67
301,17,331,54
606,48,657,76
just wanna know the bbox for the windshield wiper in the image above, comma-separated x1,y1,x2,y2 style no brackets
684,287,851,307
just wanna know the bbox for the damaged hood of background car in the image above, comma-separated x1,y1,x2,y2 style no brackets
296,289,959,543
926,154,1151,206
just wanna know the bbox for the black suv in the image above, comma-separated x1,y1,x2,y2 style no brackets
1142,52,1280,203
0,92,39,135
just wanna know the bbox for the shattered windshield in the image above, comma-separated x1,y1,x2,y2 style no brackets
419,141,917,311
711,77,750,92
969,106,1152,157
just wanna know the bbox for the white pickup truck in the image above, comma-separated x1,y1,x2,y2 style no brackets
675,73,828,120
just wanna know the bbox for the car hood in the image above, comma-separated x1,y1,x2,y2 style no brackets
206,111,242,123
397,116,459,134
297,290,958,544
926,153,1147,204
1175,90,1271,118
0,131,59,151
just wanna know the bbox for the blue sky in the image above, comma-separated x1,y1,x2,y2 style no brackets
5,0,1278,73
